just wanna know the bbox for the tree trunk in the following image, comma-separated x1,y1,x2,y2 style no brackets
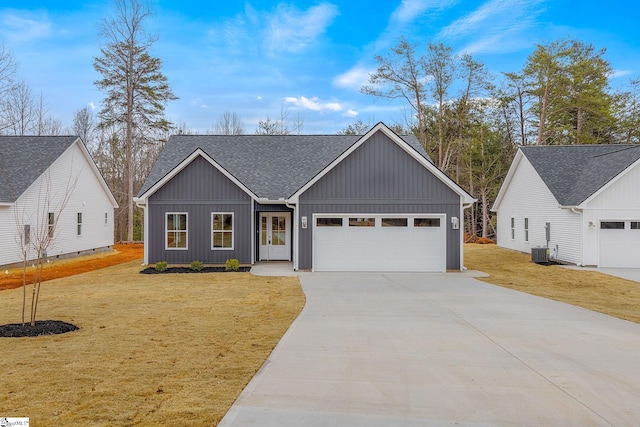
481,189,489,239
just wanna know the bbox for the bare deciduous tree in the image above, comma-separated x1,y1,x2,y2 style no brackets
213,111,244,135
13,168,77,326
72,106,97,148
3,80,36,135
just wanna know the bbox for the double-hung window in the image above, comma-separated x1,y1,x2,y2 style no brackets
510,218,515,240
77,213,83,236
48,212,55,238
212,213,233,249
166,213,188,249
524,217,529,243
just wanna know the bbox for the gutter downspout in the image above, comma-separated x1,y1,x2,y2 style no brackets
285,199,298,271
461,202,474,271
134,198,148,265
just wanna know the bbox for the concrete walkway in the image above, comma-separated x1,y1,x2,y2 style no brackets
219,272,640,426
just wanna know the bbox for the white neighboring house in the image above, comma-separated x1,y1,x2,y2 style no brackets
0,136,118,267
492,144,640,268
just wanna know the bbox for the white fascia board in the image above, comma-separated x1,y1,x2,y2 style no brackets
75,138,119,208
136,148,258,203
257,198,289,204
291,122,476,204
576,156,640,209
491,149,523,212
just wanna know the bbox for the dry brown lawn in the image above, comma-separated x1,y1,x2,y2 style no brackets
0,260,305,426
465,244,640,324
0,243,144,291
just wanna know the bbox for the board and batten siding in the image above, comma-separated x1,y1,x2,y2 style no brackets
298,131,462,270
147,155,252,264
496,155,581,265
0,141,115,267
582,161,640,266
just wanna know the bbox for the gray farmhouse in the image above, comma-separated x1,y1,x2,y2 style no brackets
134,123,475,272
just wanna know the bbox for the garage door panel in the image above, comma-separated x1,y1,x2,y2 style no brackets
599,221,640,268
313,214,446,272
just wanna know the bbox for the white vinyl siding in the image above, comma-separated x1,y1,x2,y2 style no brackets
0,141,116,267
496,155,581,265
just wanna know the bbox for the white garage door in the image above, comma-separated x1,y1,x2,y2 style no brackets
599,220,640,268
313,214,446,272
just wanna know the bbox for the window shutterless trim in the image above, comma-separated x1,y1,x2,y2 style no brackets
211,212,234,250
165,212,188,250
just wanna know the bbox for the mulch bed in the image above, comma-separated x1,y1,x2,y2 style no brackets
140,266,251,274
0,320,79,338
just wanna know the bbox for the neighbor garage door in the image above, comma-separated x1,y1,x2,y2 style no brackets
599,220,640,268
313,214,446,272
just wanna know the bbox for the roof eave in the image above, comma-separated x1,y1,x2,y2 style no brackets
137,148,259,203
290,122,475,203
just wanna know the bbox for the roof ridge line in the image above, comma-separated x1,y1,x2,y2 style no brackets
590,145,640,158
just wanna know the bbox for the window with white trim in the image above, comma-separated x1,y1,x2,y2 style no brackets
524,217,529,242
48,212,55,238
212,213,233,249
104,212,108,226
510,217,515,240
166,213,188,249
77,212,83,236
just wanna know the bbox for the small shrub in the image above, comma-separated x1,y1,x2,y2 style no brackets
155,261,168,272
190,260,204,271
225,258,239,272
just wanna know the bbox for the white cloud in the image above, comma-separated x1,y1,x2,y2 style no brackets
391,0,457,24
333,66,375,90
285,96,343,112
266,3,339,55
610,69,632,79
0,9,51,42
343,109,358,118
209,2,339,57
88,102,95,110
438,0,545,54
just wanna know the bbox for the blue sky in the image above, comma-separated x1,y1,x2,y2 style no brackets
2,0,639,134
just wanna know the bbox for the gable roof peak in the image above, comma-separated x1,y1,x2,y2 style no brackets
138,126,430,200
519,144,640,206
0,135,80,203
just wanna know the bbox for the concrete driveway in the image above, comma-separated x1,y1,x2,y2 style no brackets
219,272,640,426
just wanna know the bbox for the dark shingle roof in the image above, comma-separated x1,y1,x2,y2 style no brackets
520,144,640,206
0,136,78,203
138,132,429,200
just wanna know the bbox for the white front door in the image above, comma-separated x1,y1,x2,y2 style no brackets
259,213,291,261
